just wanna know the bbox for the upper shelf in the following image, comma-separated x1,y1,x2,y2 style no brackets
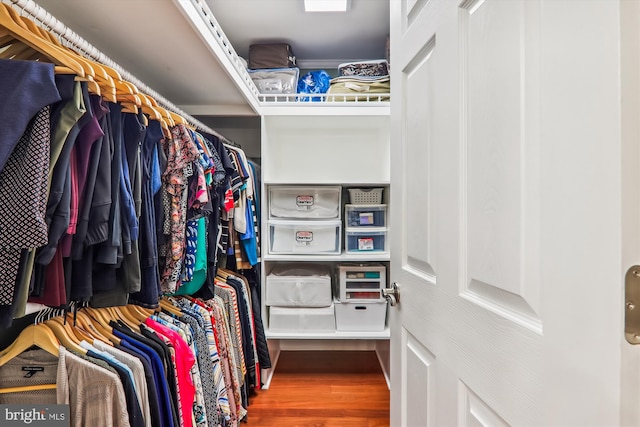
175,0,391,116
258,93,391,116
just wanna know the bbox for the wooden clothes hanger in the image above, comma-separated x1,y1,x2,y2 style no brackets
62,313,95,344
83,306,109,325
138,93,168,130
0,2,110,98
0,323,61,394
141,97,173,134
216,268,232,280
73,310,112,345
116,306,143,326
105,306,141,333
22,14,117,98
0,323,59,367
82,307,121,345
0,384,58,394
45,317,87,355
54,65,77,75
124,305,152,323
6,6,96,79
158,298,182,317
3,5,119,100
169,111,188,126
0,3,86,77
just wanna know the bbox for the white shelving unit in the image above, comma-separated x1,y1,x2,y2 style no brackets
176,0,393,388
260,108,391,388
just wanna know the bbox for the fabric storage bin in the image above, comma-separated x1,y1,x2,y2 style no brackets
269,304,335,332
338,264,386,302
345,227,388,253
248,43,296,69
269,220,341,254
269,186,341,219
266,264,332,307
334,300,387,331
345,204,387,227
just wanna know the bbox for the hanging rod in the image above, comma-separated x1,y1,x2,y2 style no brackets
5,0,239,146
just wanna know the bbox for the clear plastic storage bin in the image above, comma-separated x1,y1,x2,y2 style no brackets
344,227,388,253
338,264,386,302
345,204,387,227
269,220,341,254
269,186,341,219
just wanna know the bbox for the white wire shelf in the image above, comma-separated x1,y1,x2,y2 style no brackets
257,92,391,104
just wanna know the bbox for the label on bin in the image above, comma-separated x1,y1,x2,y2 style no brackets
359,212,374,225
296,195,314,209
296,231,314,245
358,238,374,251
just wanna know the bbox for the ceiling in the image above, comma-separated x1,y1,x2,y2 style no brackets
207,0,390,69
29,0,390,118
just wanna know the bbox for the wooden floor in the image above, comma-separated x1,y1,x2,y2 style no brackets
246,350,390,427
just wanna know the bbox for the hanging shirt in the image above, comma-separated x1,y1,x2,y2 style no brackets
208,296,245,425
0,105,56,306
113,342,163,427
144,317,197,427
80,342,144,427
112,328,176,427
0,347,58,405
93,339,152,427
0,74,60,308
180,301,230,423
0,59,60,174
178,309,220,426
130,120,164,308
160,124,201,293
56,346,131,427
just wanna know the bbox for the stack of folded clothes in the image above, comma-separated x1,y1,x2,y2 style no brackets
327,59,390,101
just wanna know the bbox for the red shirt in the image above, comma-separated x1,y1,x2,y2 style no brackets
144,317,196,427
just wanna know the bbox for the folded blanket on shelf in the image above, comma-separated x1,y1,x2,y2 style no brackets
326,75,390,102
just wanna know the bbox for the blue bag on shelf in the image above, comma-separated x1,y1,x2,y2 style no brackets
297,70,331,102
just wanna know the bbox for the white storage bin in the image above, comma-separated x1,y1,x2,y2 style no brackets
345,227,388,253
269,220,341,254
269,304,336,332
338,264,386,302
266,264,332,307
347,187,383,205
269,186,341,219
334,300,387,331
345,204,387,227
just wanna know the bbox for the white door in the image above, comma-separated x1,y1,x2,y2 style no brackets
389,0,640,425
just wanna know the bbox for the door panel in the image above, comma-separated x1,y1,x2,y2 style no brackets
390,0,636,425
459,383,510,427
402,330,435,427
404,36,436,277
461,0,542,330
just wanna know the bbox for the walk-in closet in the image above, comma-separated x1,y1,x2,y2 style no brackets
1,0,638,426
0,0,392,425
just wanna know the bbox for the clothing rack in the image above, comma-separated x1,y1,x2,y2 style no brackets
5,0,239,147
